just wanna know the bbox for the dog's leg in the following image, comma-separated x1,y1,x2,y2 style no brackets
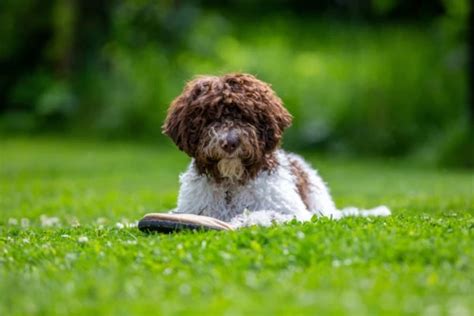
171,161,229,219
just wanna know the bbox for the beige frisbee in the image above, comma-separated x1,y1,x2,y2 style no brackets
138,213,234,233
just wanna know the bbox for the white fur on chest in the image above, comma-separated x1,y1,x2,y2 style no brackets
175,151,316,221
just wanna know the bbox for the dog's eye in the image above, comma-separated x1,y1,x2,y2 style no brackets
232,112,242,120
222,106,242,119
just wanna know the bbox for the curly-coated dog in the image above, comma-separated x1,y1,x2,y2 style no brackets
163,73,390,227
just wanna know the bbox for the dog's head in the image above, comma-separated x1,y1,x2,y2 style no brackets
163,73,292,183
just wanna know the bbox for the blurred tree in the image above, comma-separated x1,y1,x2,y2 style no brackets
0,0,54,113
0,0,470,165
469,2,473,126
201,0,445,19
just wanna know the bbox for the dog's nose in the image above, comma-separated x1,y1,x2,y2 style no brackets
222,131,240,153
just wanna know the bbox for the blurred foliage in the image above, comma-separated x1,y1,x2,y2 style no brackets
0,0,470,161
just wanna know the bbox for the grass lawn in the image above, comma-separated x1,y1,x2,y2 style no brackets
1,137,473,315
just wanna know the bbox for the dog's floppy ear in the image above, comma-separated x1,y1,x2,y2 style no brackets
242,75,292,153
261,95,293,153
221,73,292,153
163,76,218,155
271,96,293,134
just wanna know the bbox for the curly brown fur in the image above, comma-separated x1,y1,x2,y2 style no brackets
288,157,311,209
163,73,292,184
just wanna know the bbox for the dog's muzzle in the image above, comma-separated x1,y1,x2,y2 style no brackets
219,130,240,154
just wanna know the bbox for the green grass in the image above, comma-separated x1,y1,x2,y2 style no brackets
1,137,473,315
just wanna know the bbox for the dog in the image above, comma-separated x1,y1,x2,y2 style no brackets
163,73,390,227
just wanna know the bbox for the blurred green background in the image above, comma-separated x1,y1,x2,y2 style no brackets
0,0,472,166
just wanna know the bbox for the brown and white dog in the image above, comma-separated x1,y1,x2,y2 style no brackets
163,73,390,227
